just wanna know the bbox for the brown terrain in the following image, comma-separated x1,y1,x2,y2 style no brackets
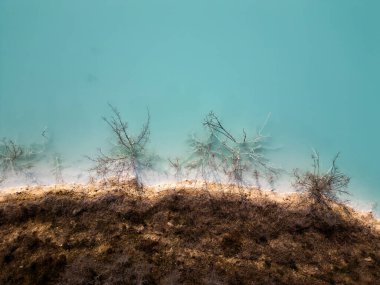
0,180,379,285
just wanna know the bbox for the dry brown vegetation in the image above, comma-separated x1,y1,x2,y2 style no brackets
0,181,379,285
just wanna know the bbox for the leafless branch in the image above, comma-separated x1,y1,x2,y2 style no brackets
0,138,46,183
168,158,184,181
90,104,157,189
292,151,350,208
52,153,64,184
186,111,279,188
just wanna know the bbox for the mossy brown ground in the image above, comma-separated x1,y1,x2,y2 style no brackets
0,181,379,285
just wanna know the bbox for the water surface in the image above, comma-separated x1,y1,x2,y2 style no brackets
0,1,379,212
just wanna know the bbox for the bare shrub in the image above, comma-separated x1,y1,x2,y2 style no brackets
0,138,46,184
51,153,64,184
168,157,184,182
292,150,350,209
185,111,279,188
89,104,158,189
185,131,226,183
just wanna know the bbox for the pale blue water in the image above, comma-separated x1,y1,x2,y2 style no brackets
0,1,379,212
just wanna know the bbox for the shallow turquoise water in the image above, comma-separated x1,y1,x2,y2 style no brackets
0,1,379,212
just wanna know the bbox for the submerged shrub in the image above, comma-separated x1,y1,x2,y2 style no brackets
185,131,227,183
90,104,158,189
0,138,46,184
168,157,184,182
51,153,64,184
292,150,350,207
185,111,279,187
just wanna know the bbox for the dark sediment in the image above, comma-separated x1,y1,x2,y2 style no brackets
0,182,379,285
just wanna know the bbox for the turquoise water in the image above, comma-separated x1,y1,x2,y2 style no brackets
0,1,379,212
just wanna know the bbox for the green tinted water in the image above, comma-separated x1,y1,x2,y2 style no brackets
0,1,379,212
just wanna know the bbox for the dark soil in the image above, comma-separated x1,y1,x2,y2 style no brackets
0,183,379,285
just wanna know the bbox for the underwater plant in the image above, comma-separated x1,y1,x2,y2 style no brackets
0,139,23,177
51,153,64,184
90,104,158,189
185,111,279,188
168,158,184,182
292,150,350,208
0,138,46,184
185,132,227,183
